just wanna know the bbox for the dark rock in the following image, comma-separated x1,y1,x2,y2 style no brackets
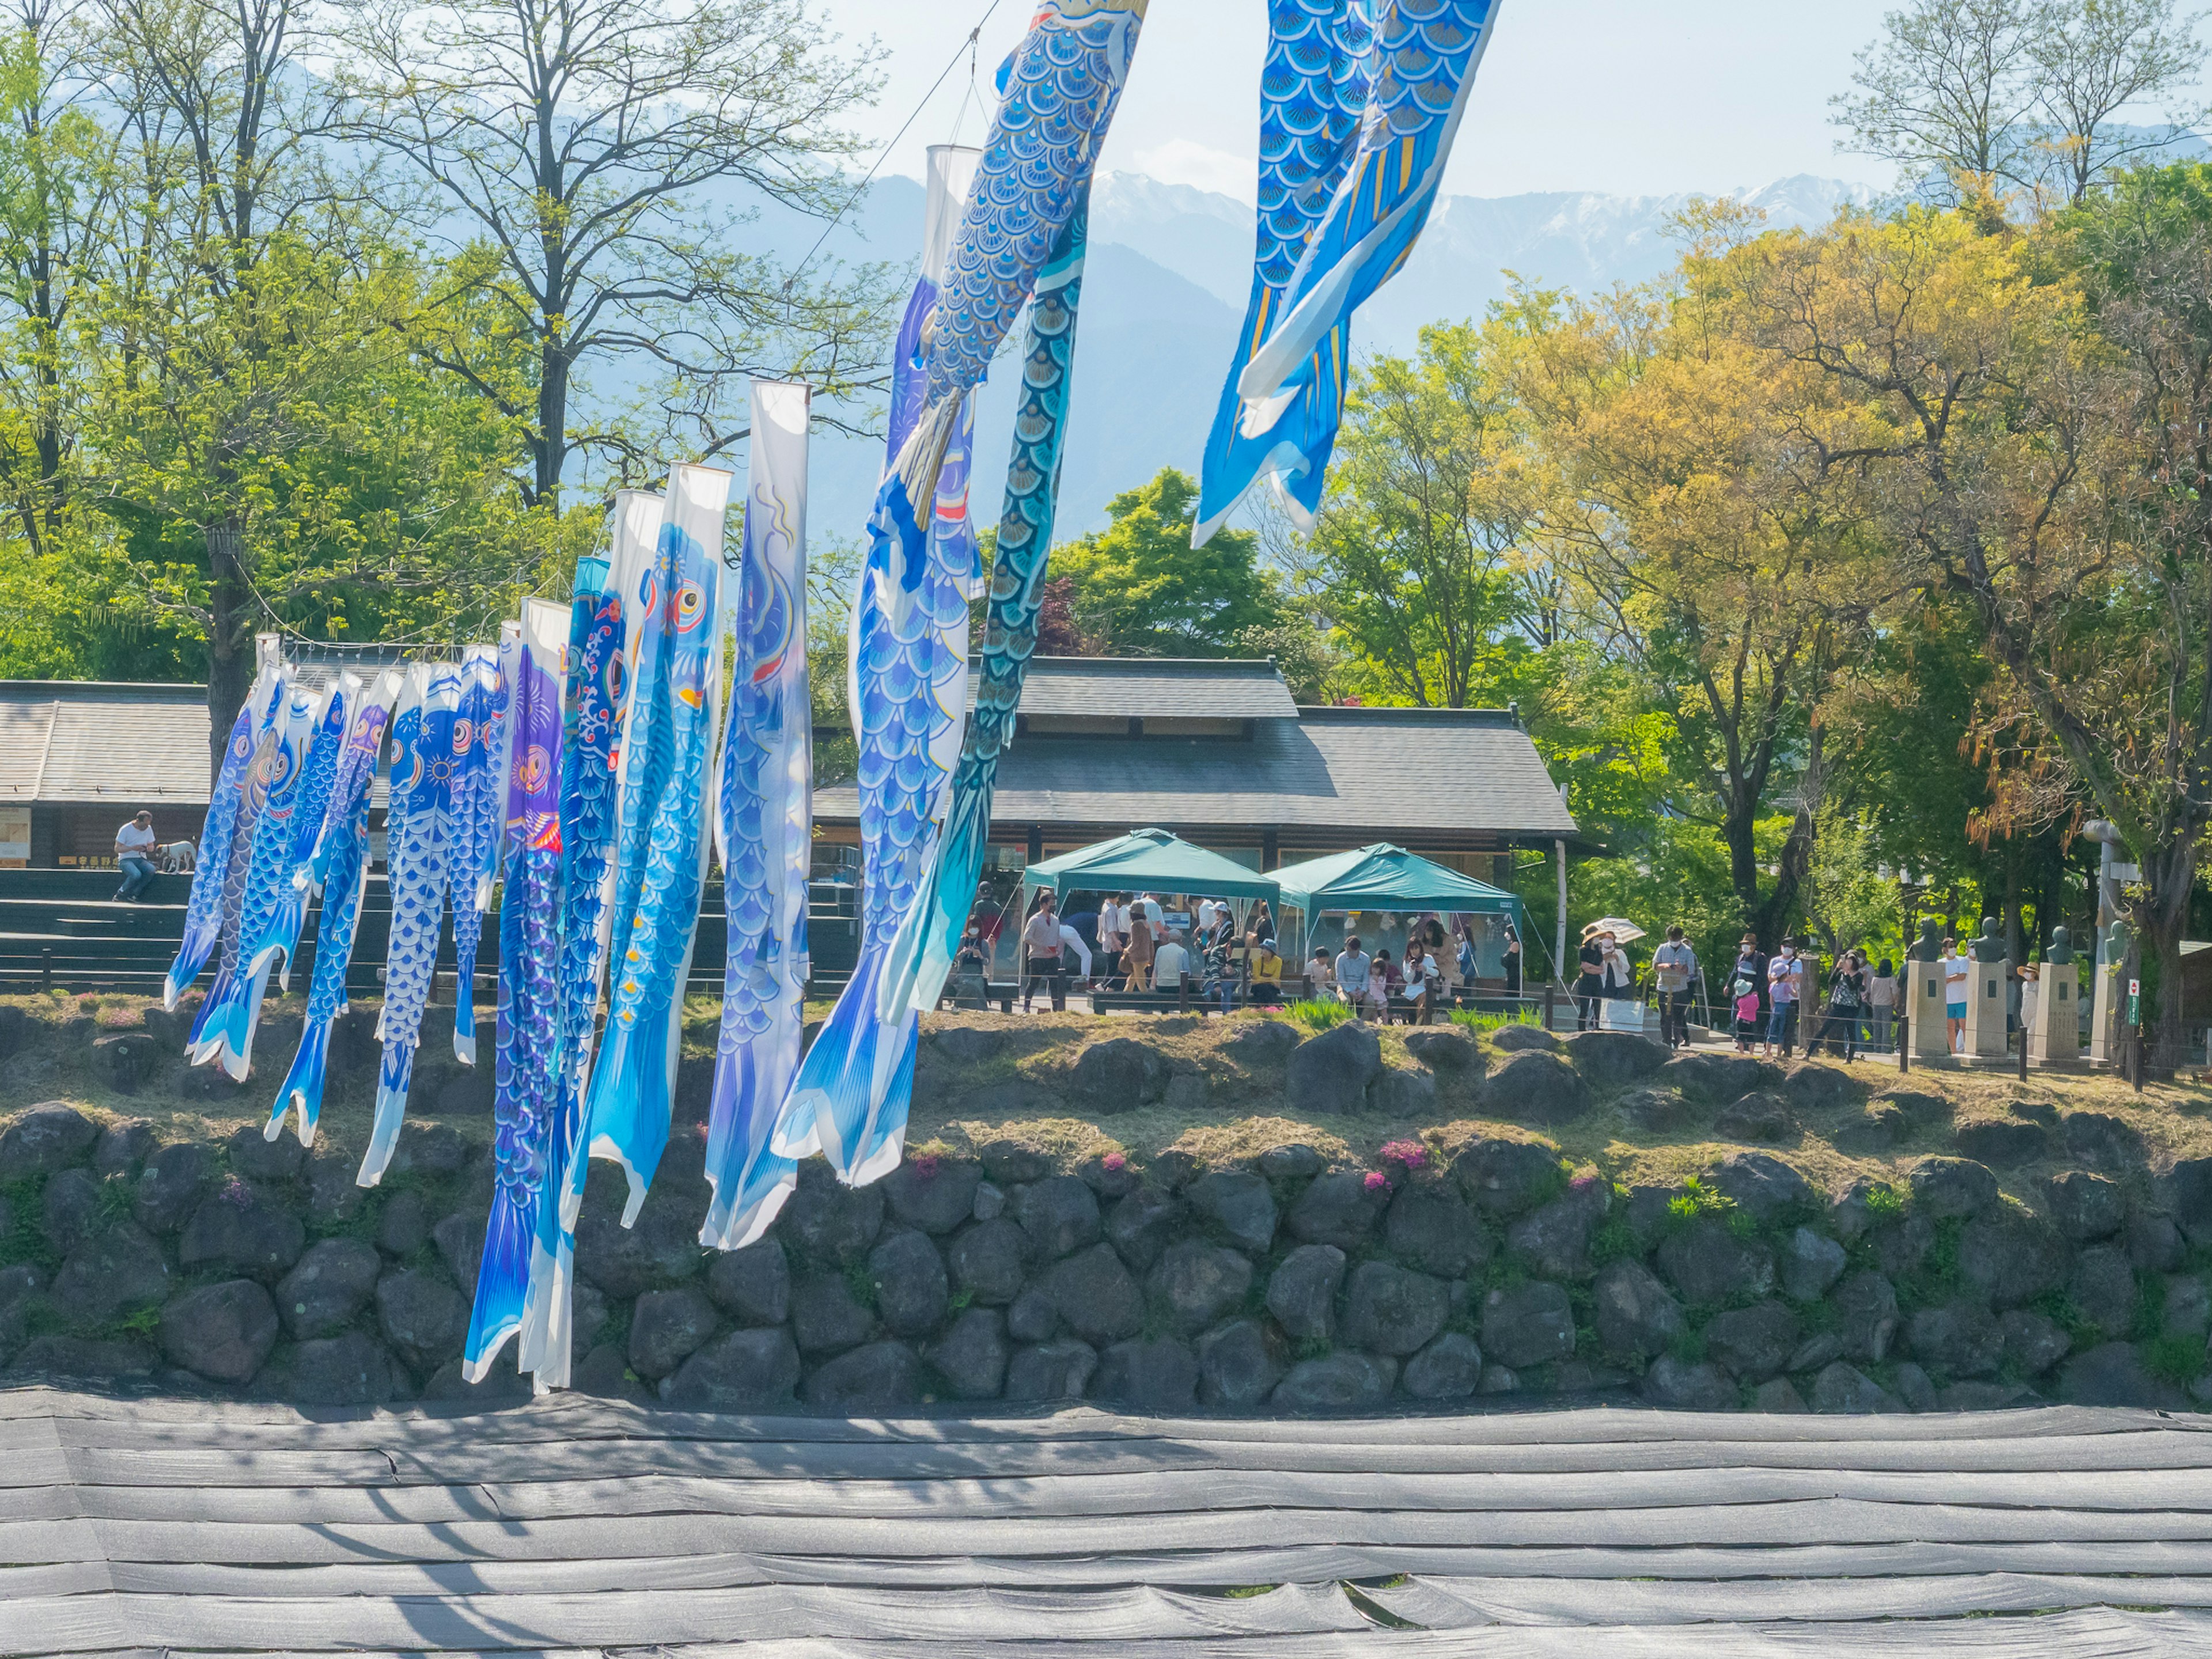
1480,1050,1590,1124
305,1155,363,1224
1486,1023,1559,1056
376,1188,430,1257
1104,1187,1184,1273
1452,1137,1564,1218
1619,1088,1699,1132
782,1166,885,1266
1256,1143,1324,1179
0,1104,97,1180
573,1169,706,1297
1891,1360,1938,1411
1092,1335,1198,1411
288,1331,396,1405
1594,1259,1685,1363
1621,1185,1679,1247
1877,1090,1953,1127
90,1033,161,1093
1834,1104,1909,1154
225,1124,305,1183
1959,1211,2068,1308
375,1269,467,1373
1385,1180,1487,1277
867,1230,949,1339
1662,1052,1778,1100
1781,1062,1857,1112
1011,1176,1101,1261
275,1237,381,1340
1266,1244,1345,1344
882,1158,982,1236
979,1141,1052,1185
1834,1271,1901,1363
1196,1318,1286,1410
1480,1280,1575,1369
1954,1118,2048,1168
1339,1261,1448,1357
9,1334,157,1380
1810,1361,1900,1414
790,1272,876,1356
1184,1171,1279,1254
1708,1153,1816,1224
1073,1037,1171,1109
1947,1380,2041,1410
803,1340,921,1410
1005,1339,1097,1402
2172,1157,2212,1249
1827,1177,1894,1243
1147,1240,1253,1336
1752,1377,1809,1412
1373,1066,1437,1117
667,1328,801,1408
1565,1029,1667,1085
173,1064,243,1103
2056,1341,2188,1408
1910,1158,2000,1219
1283,1169,1385,1252
1227,1020,1304,1066
931,1026,1006,1066
2065,1112,2147,1172
1780,1228,1847,1303
159,1280,278,1384
424,1347,533,1403
1643,1355,1737,1410
1713,1092,1791,1143
2165,1274,2211,1341
1404,1028,1481,1073
1078,1154,1143,1201
179,1183,306,1282
2046,1172,2125,1242
2068,1245,2138,1339
1272,1352,1396,1410
432,1209,487,1296
946,1218,1029,1306
971,1182,1006,1221
430,1058,494,1118
570,1343,642,1400
389,1123,468,1179
927,1308,1010,1400
1402,1331,1483,1400
1704,1300,1801,1380
0,1006,26,1063
1039,1244,1143,1345
1869,1212,1936,1279
628,1286,718,1379
1787,1332,1844,1374
1656,1218,1775,1307
0,1264,44,1316
1506,1178,1609,1279
40,1168,101,1255
51,1222,169,1324
1906,1301,2005,1377
1285,1021,1382,1113
2008,1097,2060,1125
705,1237,789,1326
93,1120,156,1178
2127,1210,2186,1274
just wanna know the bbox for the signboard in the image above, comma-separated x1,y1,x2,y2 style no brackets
2128,978,2142,1027
0,806,28,868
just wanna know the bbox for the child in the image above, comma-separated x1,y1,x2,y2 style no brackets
1733,973,1762,1053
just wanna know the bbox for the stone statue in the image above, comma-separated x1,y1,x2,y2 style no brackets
1907,918,1944,962
2044,925,2074,965
1969,918,2007,963
2105,918,2131,967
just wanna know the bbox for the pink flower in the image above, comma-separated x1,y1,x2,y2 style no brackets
1380,1139,1429,1170
912,1152,942,1177
1363,1171,1392,1192
1102,1151,1127,1172
218,1176,252,1208
1570,1171,1599,1192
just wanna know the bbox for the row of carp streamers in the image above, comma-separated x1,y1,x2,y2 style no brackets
161,382,815,1387
157,0,1499,1389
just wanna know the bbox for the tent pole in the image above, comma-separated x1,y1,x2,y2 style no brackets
1554,838,1568,995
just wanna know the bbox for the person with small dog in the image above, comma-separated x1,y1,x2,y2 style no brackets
114,810,159,902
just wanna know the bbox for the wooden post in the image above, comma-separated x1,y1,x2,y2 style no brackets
40,946,51,993
1898,1006,1910,1075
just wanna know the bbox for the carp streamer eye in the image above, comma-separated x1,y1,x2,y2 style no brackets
675,581,706,631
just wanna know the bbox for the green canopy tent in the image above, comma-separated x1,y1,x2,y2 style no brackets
1020,828,1280,924
1271,843,1523,974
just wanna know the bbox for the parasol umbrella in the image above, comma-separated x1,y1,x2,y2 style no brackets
1581,916,1647,944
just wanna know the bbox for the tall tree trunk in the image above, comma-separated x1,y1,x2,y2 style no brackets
2139,836,2198,1068
204,514,252,784
2001,845,2025,965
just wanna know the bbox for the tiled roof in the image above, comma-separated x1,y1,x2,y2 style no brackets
965,657,1298,720
816,704,1580,847
0,683,211,805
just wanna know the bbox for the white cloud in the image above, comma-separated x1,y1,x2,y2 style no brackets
1126,139,1258,206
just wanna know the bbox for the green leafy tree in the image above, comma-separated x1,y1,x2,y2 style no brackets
1057,468,1283,656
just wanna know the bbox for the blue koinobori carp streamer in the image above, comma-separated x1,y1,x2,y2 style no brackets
449,642,513,1067
703,380,812,1251
246,674,353,993
1229,0,1503,490
166,642,285,1014
905,193,1096,1014
571,465,732,1228
887,144,983,593
518,493,657,1387
360,661,464,1185
780,0,1149,1190
1194,0,1376,545
189,667,319,1076
268,668,400,1146
465,599,568,1382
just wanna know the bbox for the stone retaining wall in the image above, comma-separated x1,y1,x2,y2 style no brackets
0,1005,2208,1413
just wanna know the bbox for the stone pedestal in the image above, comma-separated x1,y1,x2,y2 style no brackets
1910,960,1951,1060
1963,956,2010,1059
2028,961,2079,1065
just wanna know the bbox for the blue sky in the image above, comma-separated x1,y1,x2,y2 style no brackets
818,0,1904,199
